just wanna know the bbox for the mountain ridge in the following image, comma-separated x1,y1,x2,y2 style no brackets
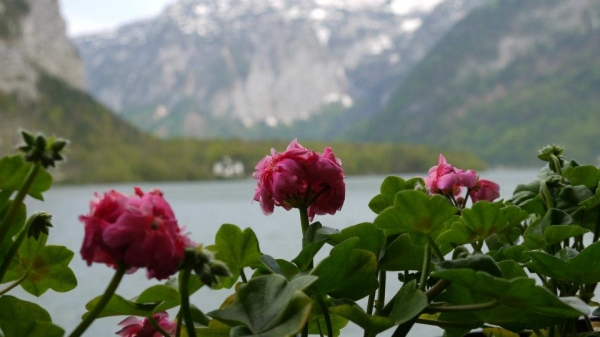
73,0,483,138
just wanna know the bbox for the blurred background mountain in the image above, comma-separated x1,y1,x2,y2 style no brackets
1,0,599,182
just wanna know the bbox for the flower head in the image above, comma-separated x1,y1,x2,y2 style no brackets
116,312,176,337
424,154,458,194
253,139,345,220
79,187,190,280
424,154,500,205
470,179,500,203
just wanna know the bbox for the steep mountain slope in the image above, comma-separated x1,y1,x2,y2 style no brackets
348,0,600,166
0,0,85,98
0,0,485,183
73,0,483,138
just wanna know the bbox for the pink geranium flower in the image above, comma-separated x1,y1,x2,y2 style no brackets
424,154,500,206
253,139,345,220
470,179,501,203
424,154,458,194
116,312,176,337
79,187,190,280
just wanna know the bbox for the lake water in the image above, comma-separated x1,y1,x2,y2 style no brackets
15,169,540,336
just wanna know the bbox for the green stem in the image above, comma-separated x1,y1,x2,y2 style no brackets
427,235,445,262
0,163,40,248
419,243,431,292
301,322,309,337
375,270,386,315
240,268,248,283
316,295,333,337
69,263,127,337
474,240,484,254
299,207,310,246
0,214,37,283
180,267,197,337
390,279,452,337
148,315,171,337
364,292,376,337
427,299,498,312
426,279,452,301
550,154,563,176
0,271,29,295
415,318,485,330
175,312,183,337
540,180,554,211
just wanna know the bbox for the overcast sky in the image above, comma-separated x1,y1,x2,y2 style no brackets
58,0,441,37
59,0,176,37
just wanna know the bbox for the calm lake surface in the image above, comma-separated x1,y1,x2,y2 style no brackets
17,169,540,336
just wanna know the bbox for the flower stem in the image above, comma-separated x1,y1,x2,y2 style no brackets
69,263,127,337
0,271,28,295
316,295,333,337
427,235,445,261
427,299,498,312
299,207,310,247
148,315,171,337
419,243,431,292
0,163,40,249
375,270,386,315
0,214,37,283
180,267,197,337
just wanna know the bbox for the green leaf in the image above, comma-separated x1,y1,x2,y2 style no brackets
306,301,349,337
0,155,52,201
499,245,531,264
436,216,478,247
6,234,77,296
436,254,503,278
368,176,424,214
379,233,427,271
544,225,588,246
523,209,573,249
324,222,385,258
196,319,231,336
431,269,588,322
258,255,300,280
136,284,181,312
208,274,317,336
564,165,600,189
310,238,379,300
482,327,520,337
212,224,262,288
557,185,593,216
580,183,600,209
510,180,545,216
329,303,395,334
291,241,326,271
460,202,528,241
83,293,158,319
527,241,600,284
388,280,428,325
374,190,457,238
0,295,64,337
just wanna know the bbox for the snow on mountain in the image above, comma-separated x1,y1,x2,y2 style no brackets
74,0,480,138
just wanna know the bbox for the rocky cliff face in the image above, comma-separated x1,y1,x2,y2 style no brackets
74,0,484,138
0,0,85,99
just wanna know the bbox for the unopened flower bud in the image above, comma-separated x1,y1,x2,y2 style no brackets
210,261,232,278
27,212,53,240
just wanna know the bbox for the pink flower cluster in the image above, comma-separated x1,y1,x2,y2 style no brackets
424,154,500,204
116,312,176,337
79,187,190,280
253,139,345,220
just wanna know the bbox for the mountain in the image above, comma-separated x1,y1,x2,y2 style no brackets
0,0,85,98
348,0,600,166
73,0,484,138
